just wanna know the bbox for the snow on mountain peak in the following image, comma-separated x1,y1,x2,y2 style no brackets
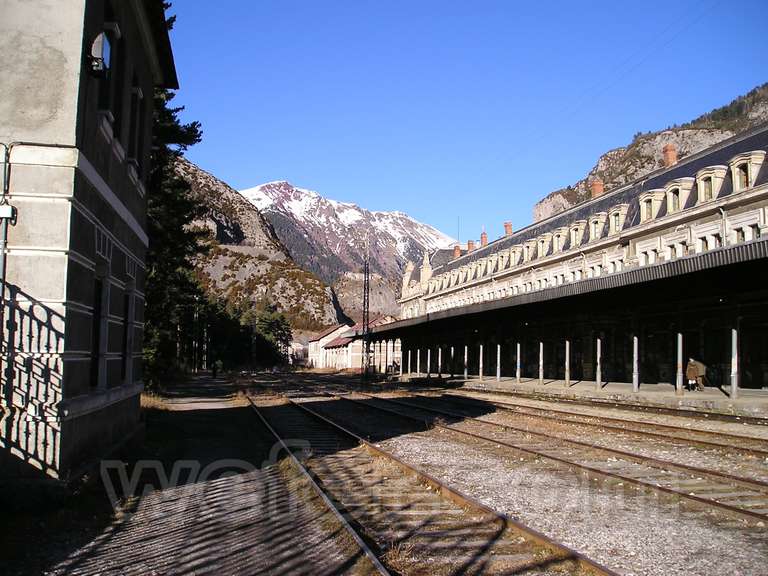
237,180,454,283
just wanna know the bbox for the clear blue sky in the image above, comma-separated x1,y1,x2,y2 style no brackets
171,0,767,242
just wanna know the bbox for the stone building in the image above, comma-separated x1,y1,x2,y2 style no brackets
0,0,177,479
307,323,354,369
323,316,400,373
392,125,768,394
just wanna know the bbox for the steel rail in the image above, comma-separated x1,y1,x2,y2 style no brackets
460,384,768,426
285,394,621,576
367,392,768,493
247,397,391,576
340,392,768,524
439,391,768,458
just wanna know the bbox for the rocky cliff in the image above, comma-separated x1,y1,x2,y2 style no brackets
175,159,343,330
533,83,768,222
331,271,400,323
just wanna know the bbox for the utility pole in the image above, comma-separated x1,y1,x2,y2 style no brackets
362,236,372,381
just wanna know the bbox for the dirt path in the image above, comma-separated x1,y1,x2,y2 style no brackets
7,375,375,575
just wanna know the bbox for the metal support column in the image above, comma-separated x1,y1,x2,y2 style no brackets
539,341,544,385
450,346,455,377
731,326,739,399
427,348,431,378
632,335,639,393
438,347,442,378
516,342,521,383
416,348,420,377
479,344,484,381
407,349,411,376
595,336,602,390
496,343,501,382
463,345,468,380
675,332,684,396
564,339,570,387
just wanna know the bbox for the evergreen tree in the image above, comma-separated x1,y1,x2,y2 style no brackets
143,85,204,386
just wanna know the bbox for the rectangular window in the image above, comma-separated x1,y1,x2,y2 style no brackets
112,39,126,139
612,212,620,232
644,200,653,221
702,177,713,201
121,293,132,382
737,164,749,190
128,78,145,175
90,278,103,388
735,228,745,243
713,234,722,248
670,189,680,212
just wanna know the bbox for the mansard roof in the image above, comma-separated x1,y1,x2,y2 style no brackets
434,123,768,275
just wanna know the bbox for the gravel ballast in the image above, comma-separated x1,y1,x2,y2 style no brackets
377,430,768,576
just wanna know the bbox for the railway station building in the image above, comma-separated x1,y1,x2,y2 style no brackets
376,125,768,400
0,0,177,479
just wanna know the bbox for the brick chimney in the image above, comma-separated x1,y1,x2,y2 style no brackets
452,244,461,259
663,143,678,167
590,177,604,199
467,240,475,252
480,230,488,247
504,221,513,236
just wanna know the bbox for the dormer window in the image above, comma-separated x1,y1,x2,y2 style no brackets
729,151,765,194
664,178,693,215
639,189,665,223
589,213,606,242
607,204,628,235
695,165,727,205
554,234,562,251
569,220,586,248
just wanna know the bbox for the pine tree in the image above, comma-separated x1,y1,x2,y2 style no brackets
143,87,204,386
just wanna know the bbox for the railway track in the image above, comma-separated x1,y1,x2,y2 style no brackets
331,391,768,524
461,383,768,427
442,390,768,458
248,393,618,576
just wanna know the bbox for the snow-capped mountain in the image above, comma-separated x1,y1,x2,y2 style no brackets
240,180,455,285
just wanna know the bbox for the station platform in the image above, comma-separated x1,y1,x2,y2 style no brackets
400,374,768,420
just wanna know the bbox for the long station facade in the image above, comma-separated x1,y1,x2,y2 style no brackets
375,124,768,397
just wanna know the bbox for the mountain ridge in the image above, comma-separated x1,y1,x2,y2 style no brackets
533,83,768,221
241,179,454,284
